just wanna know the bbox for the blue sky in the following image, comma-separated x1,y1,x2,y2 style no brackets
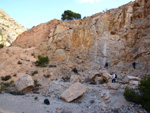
1,0,135,29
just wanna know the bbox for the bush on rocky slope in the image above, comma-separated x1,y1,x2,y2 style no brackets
1,75,11,81
35,55,49,67
124,75,150,112
0,44,4,49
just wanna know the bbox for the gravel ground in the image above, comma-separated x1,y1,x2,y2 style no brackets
0,83,148,113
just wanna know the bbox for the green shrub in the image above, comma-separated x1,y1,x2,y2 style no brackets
62,76,70,82
13,74,17,77
0,44,4,49
2,82,10,87
138,75,150,111
33,80,41,93
1,75,11,81
43,74,51,78
31,70,38,76
124,75,150,112
138,75,150,100
35,55,49,67
124,87,141,104
0,80,14,93
9,91,25,95
34,96,38,100
1,80,14,87
0,86,3,93
18,61,22,64
9,80,14,85
49,65,57,68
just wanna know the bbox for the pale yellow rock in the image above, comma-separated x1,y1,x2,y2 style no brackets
129,81,139,86
107,83,120,90
61,82,86,102
101,71,112,83
127,76,140,81
104,96,110,100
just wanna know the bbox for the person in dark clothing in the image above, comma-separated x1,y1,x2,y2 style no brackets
104,62,108,68
133,62,136,69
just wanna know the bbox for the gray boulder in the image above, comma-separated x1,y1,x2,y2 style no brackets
15,74,34,92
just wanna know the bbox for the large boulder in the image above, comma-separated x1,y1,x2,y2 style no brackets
107,83,120,90
15,74,34,92
101,71,112,83
61,82,86,102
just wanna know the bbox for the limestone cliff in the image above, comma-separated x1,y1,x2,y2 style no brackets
11,0,150,77
0,8,26,46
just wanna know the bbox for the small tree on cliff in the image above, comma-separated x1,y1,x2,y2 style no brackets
61,10,81,21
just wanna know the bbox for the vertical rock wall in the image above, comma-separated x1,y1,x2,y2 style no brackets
12,0,150,77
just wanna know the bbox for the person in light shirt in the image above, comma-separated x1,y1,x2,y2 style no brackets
112,73,117,83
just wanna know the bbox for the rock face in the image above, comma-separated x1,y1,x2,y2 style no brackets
9,0,150,78
61,82,86,102
12,19,59,48
0,47,37,77
15,74,34,92
0,8,26,46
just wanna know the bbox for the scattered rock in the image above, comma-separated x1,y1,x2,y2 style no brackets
107,83,120,90
70,75,82,83
61,82,86,102
104,96,110,100
105,100,111,104
102,84,107,87
122,76,129,84
44,99,50,105
129,81,139,86
127,76,140,81
15,74,34,92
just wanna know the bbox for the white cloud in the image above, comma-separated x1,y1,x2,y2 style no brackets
76,0,102,4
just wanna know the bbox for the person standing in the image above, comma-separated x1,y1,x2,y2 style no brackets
112,73,116,83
